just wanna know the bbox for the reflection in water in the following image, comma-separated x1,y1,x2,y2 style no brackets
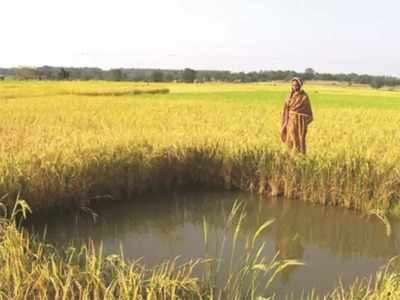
270,197,306,283
276,233,304,283
26,191,400,299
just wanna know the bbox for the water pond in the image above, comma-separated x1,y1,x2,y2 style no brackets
26,191,400,299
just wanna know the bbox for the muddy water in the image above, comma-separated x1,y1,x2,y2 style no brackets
27,191,400,298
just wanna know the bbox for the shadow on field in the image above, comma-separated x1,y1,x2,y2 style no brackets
69,88,170,97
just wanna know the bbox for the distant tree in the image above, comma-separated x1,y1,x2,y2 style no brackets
90,68,104,80
370,78,385,89
164,73,174,82
284,71,297,81
304,68,316,80
237,72,246,82
359,74,372,84
1,65,400,85
37,66,55,80
58,68,70,80
150,70,164,82
15,67,38,80
109,69,124,81
247,72,259,82
317,73,334,81
182,68,197,83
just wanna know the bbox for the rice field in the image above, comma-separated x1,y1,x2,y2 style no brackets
0,81,400,211
0,80,400,213
0,81,400,300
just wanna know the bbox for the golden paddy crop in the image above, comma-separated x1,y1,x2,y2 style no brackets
0,80,399,213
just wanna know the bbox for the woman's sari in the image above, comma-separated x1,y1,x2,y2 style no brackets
281,90,313,154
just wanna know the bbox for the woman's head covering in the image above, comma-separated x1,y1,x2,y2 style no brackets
291,77,303,87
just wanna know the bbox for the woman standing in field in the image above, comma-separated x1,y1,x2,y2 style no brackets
280,78,313,154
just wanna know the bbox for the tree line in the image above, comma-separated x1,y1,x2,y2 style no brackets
0,66,399,88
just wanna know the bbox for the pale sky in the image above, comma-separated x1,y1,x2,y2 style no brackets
1,0,400,76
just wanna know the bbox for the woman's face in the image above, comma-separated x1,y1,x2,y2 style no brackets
292,80,300,92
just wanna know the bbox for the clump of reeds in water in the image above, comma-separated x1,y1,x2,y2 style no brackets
0,197,304,299
0,197,206,299
201,200,304,299
2,197,400,299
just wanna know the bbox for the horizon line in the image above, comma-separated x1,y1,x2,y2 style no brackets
1,65,399,79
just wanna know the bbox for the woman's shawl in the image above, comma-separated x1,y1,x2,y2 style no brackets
281,90,313,143
282,90,313,126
